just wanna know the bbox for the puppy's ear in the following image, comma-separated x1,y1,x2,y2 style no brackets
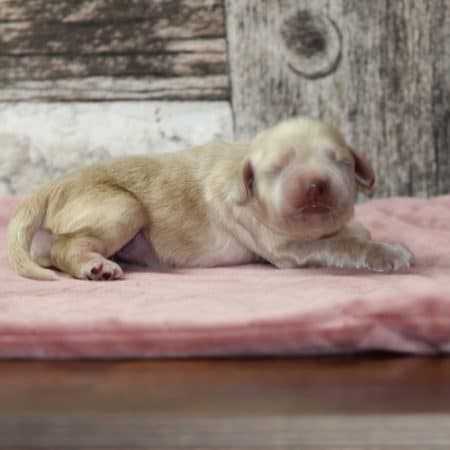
231,158,255,204
349,147,375,196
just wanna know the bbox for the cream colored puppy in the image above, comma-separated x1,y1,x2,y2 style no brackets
8,117,413,281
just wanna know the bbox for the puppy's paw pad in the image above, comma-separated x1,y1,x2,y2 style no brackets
90,263,103,276
85,259,123,281
366,243,414,272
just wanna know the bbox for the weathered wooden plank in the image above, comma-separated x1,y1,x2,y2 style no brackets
0,0,229,101
431,0,450,195
2,415,450,448
1,358,450,448
0,52,227,81
226,0,450,197
0,19,227,54
0,75,229,101
0,101,233,194
0,22,225,56
0,0,224,28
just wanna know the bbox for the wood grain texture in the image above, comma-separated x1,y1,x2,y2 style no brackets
226,0,450,197
0,75,229,101
0,20,226,55
0,52,226,80
0,0,223,24
3,415,450,449
0,357,450,449
0,0,229,101
280,10,342,78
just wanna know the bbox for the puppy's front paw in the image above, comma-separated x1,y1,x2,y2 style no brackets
365,242,414,272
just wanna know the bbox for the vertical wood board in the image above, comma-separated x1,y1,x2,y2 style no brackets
226,0,449,196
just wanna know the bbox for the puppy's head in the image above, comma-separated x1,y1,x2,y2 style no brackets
233,117,374,240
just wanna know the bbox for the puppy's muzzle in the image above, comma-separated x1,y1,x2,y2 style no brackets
284,173,334,217
304,178,330,211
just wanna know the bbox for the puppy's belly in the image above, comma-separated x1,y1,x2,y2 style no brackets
191,235,254,267
117,229,254,268
114,230,161,268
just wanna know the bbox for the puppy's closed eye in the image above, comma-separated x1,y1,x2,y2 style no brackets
265,149,296,177
336,158,353,168
265,163,286,178
328,150,352,168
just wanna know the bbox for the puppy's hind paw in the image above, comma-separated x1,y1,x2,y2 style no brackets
365,242,414,272
84,258,123,281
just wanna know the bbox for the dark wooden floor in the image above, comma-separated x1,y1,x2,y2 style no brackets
1,355,450,449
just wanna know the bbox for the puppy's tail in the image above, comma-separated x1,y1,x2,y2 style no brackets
7,189,58,281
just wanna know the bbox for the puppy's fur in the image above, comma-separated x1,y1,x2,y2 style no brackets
8,117,414,281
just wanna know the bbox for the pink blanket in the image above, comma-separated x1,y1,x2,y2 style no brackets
1,195,450,358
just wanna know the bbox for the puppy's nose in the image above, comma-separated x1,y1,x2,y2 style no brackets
306,179,328,202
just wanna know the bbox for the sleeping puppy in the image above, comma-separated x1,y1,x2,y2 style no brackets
8,117,414,281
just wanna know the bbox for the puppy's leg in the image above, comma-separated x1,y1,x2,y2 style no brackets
339,220,371,240
51,233,127,280
325,221,413,271
48,188,148,280
267,228,413,272
308,238,413,271
30,229,58,268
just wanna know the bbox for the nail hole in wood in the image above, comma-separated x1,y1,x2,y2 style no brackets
280,10,342,79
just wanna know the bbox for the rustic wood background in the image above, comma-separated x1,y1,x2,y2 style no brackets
0,0,448,197
0,0,232,194
226,0,450,197
0,0,228,101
